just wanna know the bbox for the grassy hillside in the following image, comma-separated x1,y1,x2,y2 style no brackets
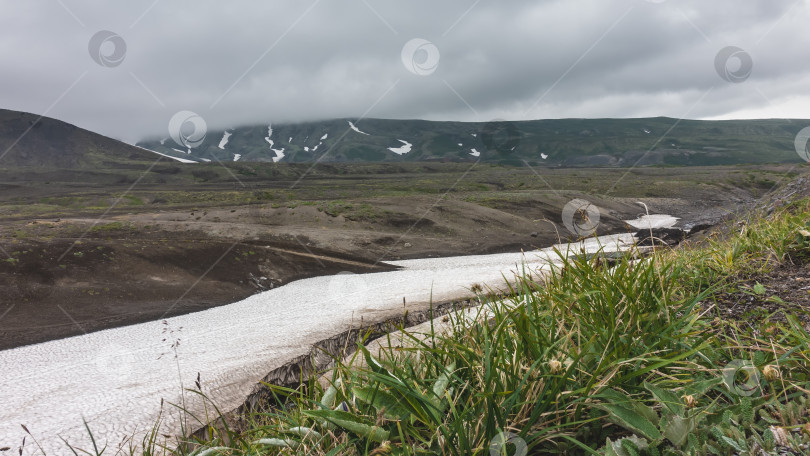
137,117,809,167
0,109,160,168
116,197,810,455
0,108,805,169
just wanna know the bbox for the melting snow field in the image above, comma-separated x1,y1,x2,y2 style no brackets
388,139,412,155
136,146,197,164
218,131,232,150
264,125,285,162
0,234,640,454
271,148,285,163
624,214,679,229
348,121,370,135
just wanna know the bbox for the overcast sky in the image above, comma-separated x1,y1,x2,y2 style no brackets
2,0,809,143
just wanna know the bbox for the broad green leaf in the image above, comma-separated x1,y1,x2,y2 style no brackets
661,414,694,448
358,344,404,385
432,362,455,400
253,438,299,449
303,409,390,442
353,386,412,420
600,388,658,424
720,436,745,452
596,403,662,441
682,377,722,398
430,362,455,411
320,379,341,409
644,382,684,416
288,426,322,441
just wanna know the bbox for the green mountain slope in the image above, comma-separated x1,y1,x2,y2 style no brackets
137,117,809,166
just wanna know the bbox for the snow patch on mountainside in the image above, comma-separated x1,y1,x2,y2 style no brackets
264,126,274,146
136,146,197,164
469,148,480,157
218,131,232,150
262,124,285,162
348,121,370,135
233,154,241,162
388,139,412,155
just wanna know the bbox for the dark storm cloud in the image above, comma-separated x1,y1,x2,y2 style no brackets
1,0,808,142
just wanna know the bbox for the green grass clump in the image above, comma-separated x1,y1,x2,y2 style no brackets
64,200,810,455
88,221,132,232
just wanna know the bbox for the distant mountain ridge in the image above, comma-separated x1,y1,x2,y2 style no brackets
0,109,158,168
0,108,807,169
137,116,809,166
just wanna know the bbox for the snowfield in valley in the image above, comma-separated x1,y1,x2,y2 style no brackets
0,232,654,454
